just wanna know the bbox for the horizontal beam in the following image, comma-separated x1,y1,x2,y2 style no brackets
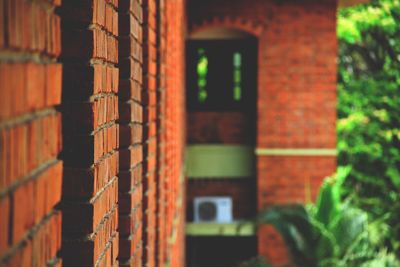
186,145,255,178
339,0,369,7
186,222,255,236
188,175,252,180
255,148,337,156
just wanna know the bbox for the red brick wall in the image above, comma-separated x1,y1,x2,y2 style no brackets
118,0,144,266
258,2,337,264
142,0,158,266
188,0,337,265
60,0,120,266
164,1,186,266
0,0,185,266
118,0,187,267
155,1,167,265
0,0,63,266
1,0,183,266
188,112,254,144
0,0,338,266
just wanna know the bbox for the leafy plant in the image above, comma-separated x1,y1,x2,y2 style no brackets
254,169,400,267
337,0,400,256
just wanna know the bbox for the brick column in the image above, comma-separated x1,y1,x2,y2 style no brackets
256,2,337,264
142,0,158,266
165,1,186,266
155,0,167,266
118,0,144,266
59,1,120,266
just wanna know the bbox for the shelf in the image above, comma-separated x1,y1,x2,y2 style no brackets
187,176,252,180
185,222,255,237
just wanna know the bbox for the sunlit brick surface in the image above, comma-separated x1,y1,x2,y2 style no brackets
0,0,63,266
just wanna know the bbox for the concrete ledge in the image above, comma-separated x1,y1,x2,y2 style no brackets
186,222,255,236
186,145,255,178
339,0,369,8
255,148,337,156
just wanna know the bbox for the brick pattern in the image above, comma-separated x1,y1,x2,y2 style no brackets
0,0,63,266
118,0,144,266
188,0,337,265
0,0,185,266
0,1,339,267
142,0,158,266
117,0,186,267
187,112,255,144
164,1,186,266
258,156,337,208
155,0,167,266
258,2,337,265
257,225,290,265
59,1,120,266
259,4,337,149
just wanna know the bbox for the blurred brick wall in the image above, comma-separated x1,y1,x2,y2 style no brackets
164,1,186,266
0,0,63,266
155,0,167,265
142,0,158,265
187,112,254,144
188,0,337,265
257,2,337,264
118,0,144,266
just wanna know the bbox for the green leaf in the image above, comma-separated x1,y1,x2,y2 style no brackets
257,205,317,267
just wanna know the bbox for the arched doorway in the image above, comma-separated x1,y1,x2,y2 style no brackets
185,28,258,267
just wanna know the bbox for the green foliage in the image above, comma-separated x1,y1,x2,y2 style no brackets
337,0,400,257
337,1,399,44
361,250,400,267
254,172,400,267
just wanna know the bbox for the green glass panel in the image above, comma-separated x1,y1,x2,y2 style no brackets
197,48,208,103
234,69,241,83
198,90,207,103
186,145,254,178
233,52,242,67
234,86,241,101
233,52,242,101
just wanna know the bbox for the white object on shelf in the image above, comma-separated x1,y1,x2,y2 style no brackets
193,196,233,223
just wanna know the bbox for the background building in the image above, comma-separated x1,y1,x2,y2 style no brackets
0,0,366,266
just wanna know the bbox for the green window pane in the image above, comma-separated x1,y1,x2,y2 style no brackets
234,86,241,101
233,52,242,67
234,69,241,83
233,52,242,101
197,48,208,103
